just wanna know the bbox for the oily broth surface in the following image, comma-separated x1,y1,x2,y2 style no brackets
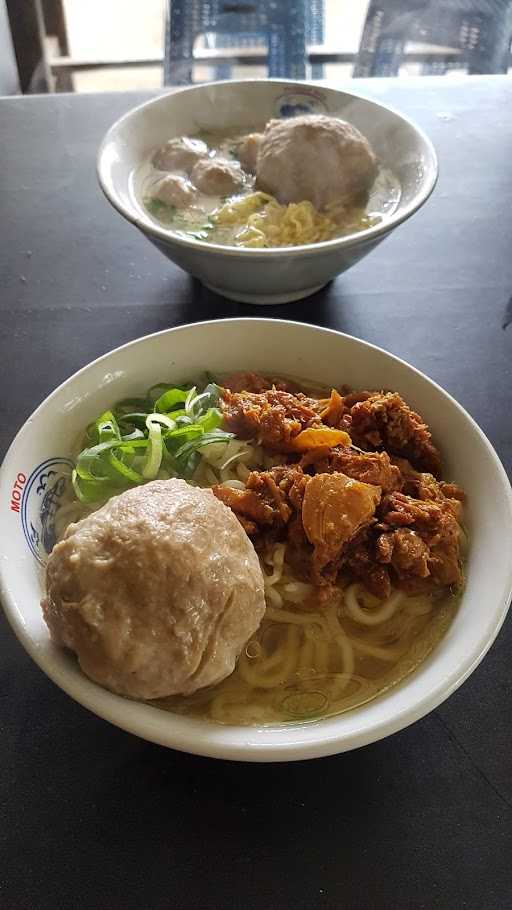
139,126,402,247
154,567,459,727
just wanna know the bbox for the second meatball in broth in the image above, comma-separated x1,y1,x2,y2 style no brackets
190,157,245,196
153,136,208,173
154,174,197,208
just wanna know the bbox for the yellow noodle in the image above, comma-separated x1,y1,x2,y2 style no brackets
265,606,326,627
345,583,404,627
350,638,405,662
238,625,300,688
214,192,344,247
265,586,283,608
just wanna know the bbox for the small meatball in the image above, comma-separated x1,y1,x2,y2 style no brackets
41,479,265,700
256,114,378,209
236,133,262,173
153,136,208,173
153,174,196,209
191,157,245,196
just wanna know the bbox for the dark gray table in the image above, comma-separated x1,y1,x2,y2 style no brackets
1,77,511,910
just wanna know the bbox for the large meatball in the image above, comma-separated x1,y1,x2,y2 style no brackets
153,136,208,173
190,157,245,196
256,114,378,210
42,479,265,700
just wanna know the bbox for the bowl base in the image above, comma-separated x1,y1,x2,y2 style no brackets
203,281,327,305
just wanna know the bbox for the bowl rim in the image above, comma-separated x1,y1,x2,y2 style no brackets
1,317,511,762
96,78,439,259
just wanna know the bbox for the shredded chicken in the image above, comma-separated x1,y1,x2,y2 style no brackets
221,388,323,449
211,485,278,526
300,445,402,492
376,528,430,579
344,391,442,477
346,540,393,600
214,466,381,586
213,465,305,533
391,456,464,517
221,372,302,394
377,492,462,589
319,388,345,426
215,376,464,600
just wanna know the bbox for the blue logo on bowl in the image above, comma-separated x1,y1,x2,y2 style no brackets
275,89,329,118
21,458,75,565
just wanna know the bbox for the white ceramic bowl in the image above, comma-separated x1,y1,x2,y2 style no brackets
97,80,438,304
1,319,511,761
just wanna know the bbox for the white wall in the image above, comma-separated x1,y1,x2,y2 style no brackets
0,0,19,94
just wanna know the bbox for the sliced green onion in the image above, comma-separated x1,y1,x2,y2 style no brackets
117,412,151,432
72,469,111,503
197,407,222,432
108,448,144,485
142,419,163,480
146,412,177,431
76,439,147,477
200,382,222,409
119,428,145,442
164,423,204,442
72,375,228,502
114,397,151,416
174,415,193,427
184,386,197,417
97,411,120,442
174,430,233,463
148,383,175,404
154,387,188,413
187,391,211,416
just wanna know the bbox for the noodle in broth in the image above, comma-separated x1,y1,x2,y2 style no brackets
156,542,458,725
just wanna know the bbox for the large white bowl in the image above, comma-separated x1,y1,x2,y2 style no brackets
97,80,438,304
1,319,511,761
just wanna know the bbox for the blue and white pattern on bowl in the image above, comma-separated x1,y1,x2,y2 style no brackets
21,458,74,565
274,88,329,118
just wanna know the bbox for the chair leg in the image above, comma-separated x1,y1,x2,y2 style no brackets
355,35,403,77
214,63,232,81
164,0,195,85
267,1,306,79
165,43,195,85
353,5,405,79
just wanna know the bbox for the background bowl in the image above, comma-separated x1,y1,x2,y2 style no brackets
97,80,438,304
1,318,511,762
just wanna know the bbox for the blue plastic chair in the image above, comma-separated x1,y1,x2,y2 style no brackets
354,0,512,77
164,1,325,85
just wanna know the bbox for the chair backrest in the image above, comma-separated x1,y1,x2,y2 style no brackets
353,0,512,77
164,0,325,84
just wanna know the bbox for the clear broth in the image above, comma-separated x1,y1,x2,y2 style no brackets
154,585,458,726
